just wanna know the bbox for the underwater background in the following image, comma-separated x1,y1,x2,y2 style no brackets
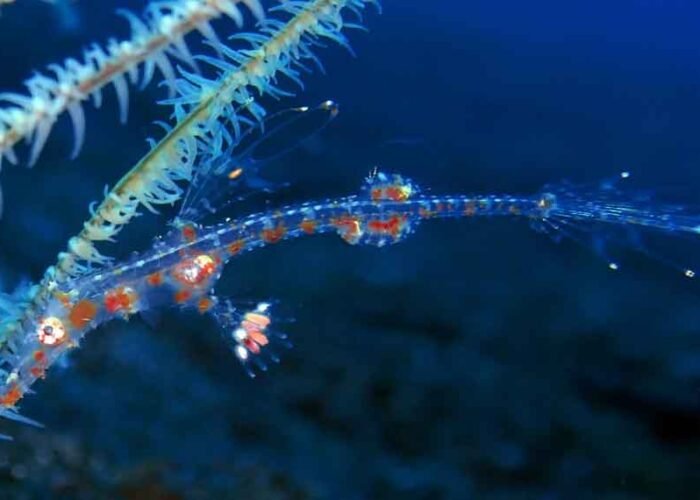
2,0,700,498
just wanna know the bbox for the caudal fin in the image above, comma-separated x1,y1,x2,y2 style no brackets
533,172,700,279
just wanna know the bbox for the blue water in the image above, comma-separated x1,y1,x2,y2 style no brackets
2,1,700,498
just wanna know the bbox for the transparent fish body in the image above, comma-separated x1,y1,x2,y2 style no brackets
0,182,552,411
4,166,700,430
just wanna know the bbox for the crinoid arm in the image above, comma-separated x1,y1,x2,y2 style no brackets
532,172,700,279
0,0,265,168
208,299,291,378
41,0,377,285
179,99,340,222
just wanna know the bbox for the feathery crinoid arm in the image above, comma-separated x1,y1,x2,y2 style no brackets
50,0,379,281
0,0,264,168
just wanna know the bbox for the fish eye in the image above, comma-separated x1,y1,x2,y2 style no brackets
37,317,66,346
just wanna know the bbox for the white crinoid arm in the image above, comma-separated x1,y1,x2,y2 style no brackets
0,0,263,168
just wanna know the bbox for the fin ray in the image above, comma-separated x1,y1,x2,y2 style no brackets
178,100,339,221
209,299,291,378
535,172,700,279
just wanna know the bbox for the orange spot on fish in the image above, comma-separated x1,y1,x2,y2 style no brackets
182,224,197,243
300,219,317,234
197,297,214,314
69,299,98,329
367,215,406,238
228,239,245,255
174,289,192,304
30,350,48,379
146,271,163,287
104,287,137,315
261,223,286,244
0,384,22,407
385,186,409,202
371,184,410,202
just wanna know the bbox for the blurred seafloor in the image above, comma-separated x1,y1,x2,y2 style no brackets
2,0,700,498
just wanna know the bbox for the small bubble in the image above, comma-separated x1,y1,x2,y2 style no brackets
609,262,619,271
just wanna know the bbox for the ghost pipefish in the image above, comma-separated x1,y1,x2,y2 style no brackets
1,102,699,438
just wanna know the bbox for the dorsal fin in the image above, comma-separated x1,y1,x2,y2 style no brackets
362,168,419,202
532,171,700,279
178,100,339,222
